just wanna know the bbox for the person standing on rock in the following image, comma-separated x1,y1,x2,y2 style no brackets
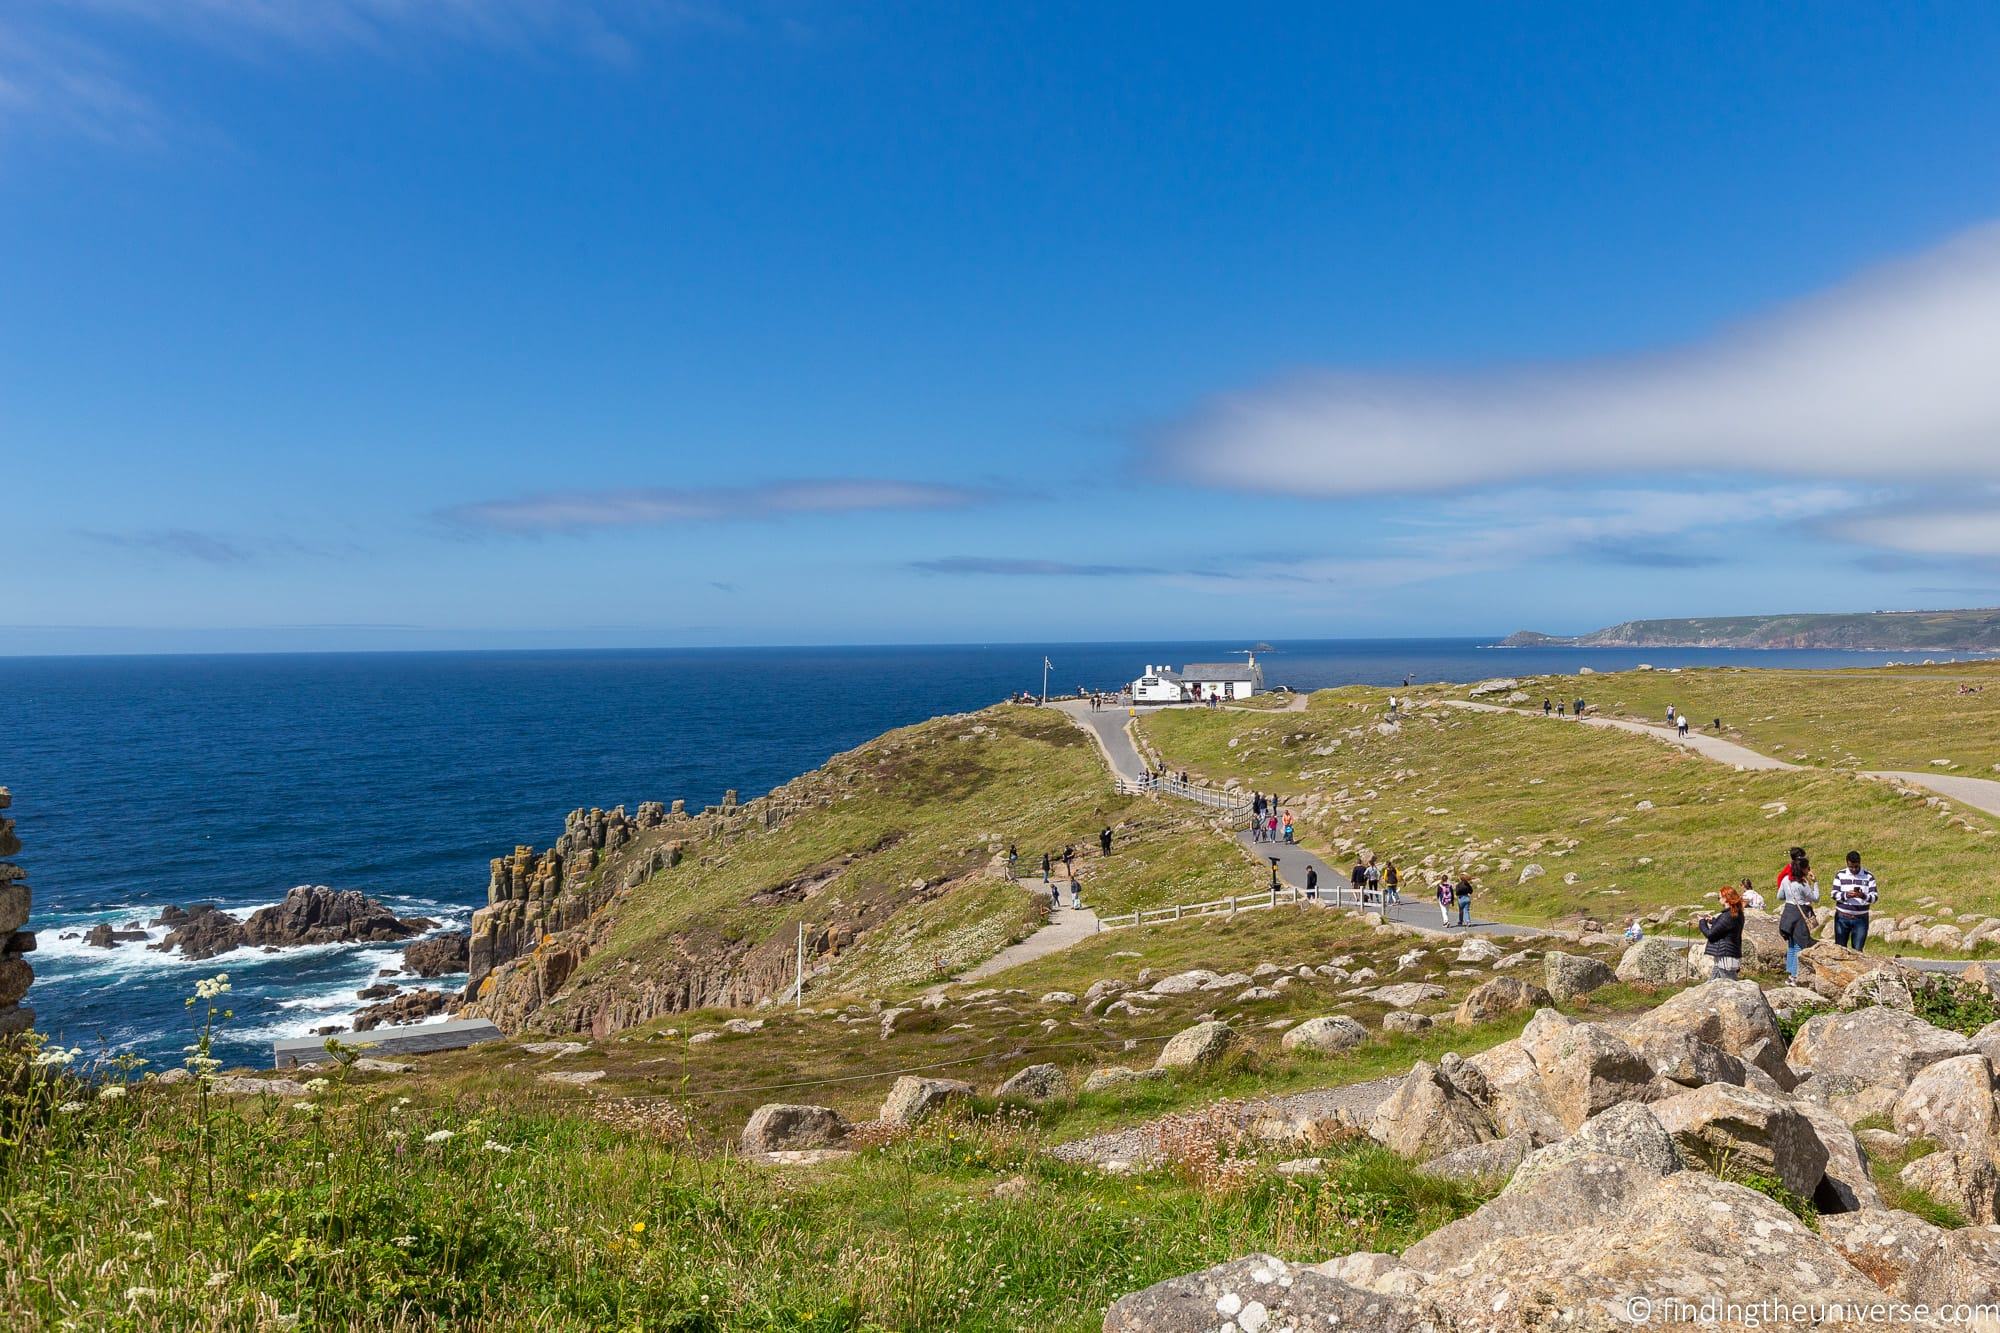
1454,875,1474,927
1776,852,1820,978
1832,850,1878,951
1699,884,1746,978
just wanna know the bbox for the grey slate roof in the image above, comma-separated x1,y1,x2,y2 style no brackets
1181,662,1264,685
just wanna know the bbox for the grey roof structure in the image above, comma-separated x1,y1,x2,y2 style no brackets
272,1017,504,1068
1181,661,1265,686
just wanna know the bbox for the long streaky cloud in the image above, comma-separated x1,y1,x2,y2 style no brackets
1155,222,2000,497
442,478,999,535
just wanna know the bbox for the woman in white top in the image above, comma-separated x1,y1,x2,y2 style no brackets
1776,855,1820,979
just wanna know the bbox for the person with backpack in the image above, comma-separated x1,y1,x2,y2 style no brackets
1831,850,1879,951
1698,884,1746,979
1454,875,1474,927
1776,850,1820,978
1383,859,1401,905
1435,874,1454,927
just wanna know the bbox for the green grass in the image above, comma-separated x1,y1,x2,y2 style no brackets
1865,1133,1969,1229
1138,694,2000,927
1,1027,1490,1332
1417,660,2000,775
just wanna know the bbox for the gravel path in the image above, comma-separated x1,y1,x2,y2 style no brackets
1047,1074,1400,1169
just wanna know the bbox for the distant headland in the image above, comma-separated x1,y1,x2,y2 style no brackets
1501,606,2000,651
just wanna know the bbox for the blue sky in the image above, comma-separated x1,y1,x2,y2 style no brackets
7,2,2000,653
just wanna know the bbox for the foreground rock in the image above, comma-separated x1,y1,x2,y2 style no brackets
1451,976,1551,1026
1280,1015,1367,1055
1103,1254,1431,1333
1824,1210,2000,1302
1615,936,1692,985
741,1104,847,1154
1650,1081,1828,1197
995,1063,1065,1100
1790,1005,1972,1096
1370,1060,1496,1161
1541,951,1614,1003
1154,1021,1240,1071
879,1076,972,1125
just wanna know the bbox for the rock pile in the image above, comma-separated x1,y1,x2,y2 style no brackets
1108,980,2000,1327
0,788,32,1037
145,886,436,960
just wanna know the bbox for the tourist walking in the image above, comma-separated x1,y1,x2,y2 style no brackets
1069,875,1081,910
1041,851,1052,886
1351,858,1367,903
1776,851,1820,978
1677,713,1691,738
1698,885,1746,979
1383,859,1401,905
1265,812,1280,842
1061,845,1075,882
1435,875,1454,927
1006,843,1018,880
1454,875,1474,927
1305,866,1319,902
1832,850,1879,951
1543,698,1552,715
1281,811,1294,844
1364,857,1381,904
1099,825,1113,857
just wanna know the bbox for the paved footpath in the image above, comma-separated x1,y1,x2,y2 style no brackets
958,879,1100,982
1056,700,1536,940
1447,699,2000,817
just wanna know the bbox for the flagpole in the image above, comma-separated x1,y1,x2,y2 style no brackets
1041,655,1050,705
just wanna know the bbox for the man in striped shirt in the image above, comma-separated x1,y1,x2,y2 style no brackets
1832,851,1879,952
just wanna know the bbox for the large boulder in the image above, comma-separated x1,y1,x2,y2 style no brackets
1421,1133,1532,1183
241,885,430,949
1280,1015,1368,1055
1976,1019,2000,1067
1455,937,1503,965
1823,1210,2000,1303
1154,1021,1241,1071
1898,1151,2000,1225
1790,1006,1973,1097
740,1104,847,1154
1622,979,1783,1070
878,1076,973,1126
1463,1037,1567,1145
1518,1009,1659,1133
994,1063,1066,1101
1147,969,1223,996
1360,982,1446,1009
1624,1029,1749,1089
1892,1052,2000,1156
1762,984,1832,1021
1650,1082,1830,1198
352,988,451,1030
1511,1102,1685,1186
1403,1146,1677,1273
1369,1060,1497,1161
1542,951,1615,1003
1103,1254,1432,1333
1615,937,1692,985
1415,1171,1893,1329
1451,976,1552,1027
1795,941,1888,999
1795,1100,1884,1214
1841,969,1916,1012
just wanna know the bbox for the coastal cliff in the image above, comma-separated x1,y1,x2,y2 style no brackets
1504,606,2000,651
457,706,1108,1040
0,788,33,1037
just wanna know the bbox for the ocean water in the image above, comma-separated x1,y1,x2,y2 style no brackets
0,639,1925,1066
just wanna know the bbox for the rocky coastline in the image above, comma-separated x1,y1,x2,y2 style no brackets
0,788,33,1037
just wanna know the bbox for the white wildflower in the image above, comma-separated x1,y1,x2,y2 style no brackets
124,1287,156,1303
385,1129,408,1143
205,1272,230,1289
56,1100,86,1113
423,1129,455,1145
33,1046,78,1068
193,974,231,1000
291,1102,319,1116
98,1084,128,1102
481,1139,513,1155
303,1077,330,1094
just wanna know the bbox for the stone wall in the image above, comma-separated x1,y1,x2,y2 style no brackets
0,787,33,1037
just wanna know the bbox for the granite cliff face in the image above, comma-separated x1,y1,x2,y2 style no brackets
1,787,34,1038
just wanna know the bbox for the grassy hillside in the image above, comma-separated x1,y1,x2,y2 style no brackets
1506,607,2000,650
513,705,1253,1032
1457,661,2000,774
1141,691,2000,933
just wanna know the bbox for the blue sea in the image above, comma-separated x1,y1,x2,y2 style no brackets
0,639,1931,1066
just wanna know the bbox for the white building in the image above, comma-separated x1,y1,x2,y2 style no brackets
1130,655,1264,703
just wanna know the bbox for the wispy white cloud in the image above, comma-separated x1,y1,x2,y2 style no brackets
78,526,348,564
0,0,740,144
1154,223,2000,503
441,478,1002,535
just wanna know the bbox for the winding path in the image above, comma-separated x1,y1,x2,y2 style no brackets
1445,700,2000,817
957,881,1100,982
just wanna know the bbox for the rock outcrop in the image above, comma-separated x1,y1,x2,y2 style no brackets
403,931,471,977
149,886,433,961
0,788,32,1038
352,989,451,1031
